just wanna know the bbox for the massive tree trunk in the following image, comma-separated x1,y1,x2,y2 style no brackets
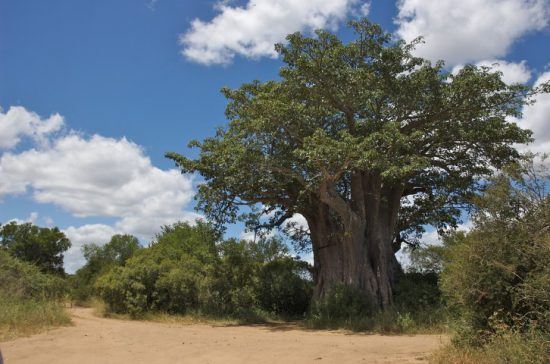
306,172,404,309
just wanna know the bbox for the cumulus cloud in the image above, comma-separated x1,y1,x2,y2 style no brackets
395,0,550,66
517,71,550,154
0,106,64,150
180,0,359,65
0,134,195,223
6,211,39,225
0,106,199,272
452,60,532,85
359,1,371,16
241,212,309,241
283,213,309,234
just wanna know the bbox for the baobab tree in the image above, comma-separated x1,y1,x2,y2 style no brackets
167,20,545,308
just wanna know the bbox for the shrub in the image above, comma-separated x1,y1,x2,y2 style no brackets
95,221,313,319
71,234,141,303
0,249,67,300
307,273,447,333
256,257,312,316
441,203,548,345
432,330,549,364
394,272,441,312
0,250,70,340
439,159,549,346
308,284,377,330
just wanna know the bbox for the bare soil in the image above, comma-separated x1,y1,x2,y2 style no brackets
1,308,447,364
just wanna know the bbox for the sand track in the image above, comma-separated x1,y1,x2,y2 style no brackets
1,308,446,363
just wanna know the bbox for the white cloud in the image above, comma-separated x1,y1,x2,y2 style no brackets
299,251,314,265
0,134,195,222
180,0,359,65
240,229,275,242
0,106,64,150
0,106,200,272
395,0,550,66
452,60,532,84
7,211,39,225
517,71,550,154
420,229,441,246
283,213,309,234
359,1,371,16
419,220,473,247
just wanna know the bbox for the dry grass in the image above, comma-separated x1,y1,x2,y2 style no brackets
88,298,241,326
430,331,549,364
0,295,71,341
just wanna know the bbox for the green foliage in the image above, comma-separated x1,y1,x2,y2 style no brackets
432,331,549,364
71,234,141,302
308,273,446,333
407,245,447,274
83,234,141,266
256,256,312,315
0,250,70,340
439,158,549,346
394,272,441,313
309,284,376,326
0,249,67,300
0,221,71,275
95,221,312,318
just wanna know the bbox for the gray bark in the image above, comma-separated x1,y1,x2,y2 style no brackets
305,172,403,309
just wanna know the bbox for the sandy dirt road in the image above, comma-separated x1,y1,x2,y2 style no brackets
1,308,446,364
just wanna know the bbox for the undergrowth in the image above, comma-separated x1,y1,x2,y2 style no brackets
306,274,448,334
0,295,70,341
431,331,549,364
0,250,71,341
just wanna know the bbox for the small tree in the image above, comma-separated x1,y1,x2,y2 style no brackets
168,20,546,307
0,222,70,275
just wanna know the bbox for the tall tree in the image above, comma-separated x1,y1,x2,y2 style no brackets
0,222,71,275
167,20,545,308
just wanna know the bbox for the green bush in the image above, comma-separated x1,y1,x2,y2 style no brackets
432,330,549,364
0,249,67,300
0,250,70,340
256,257,312,315
394,272,441,312
309,284,376,326
95,221,313,319
441,206,549,345
71,234,141,303
307,273,446,333
439,159,549,346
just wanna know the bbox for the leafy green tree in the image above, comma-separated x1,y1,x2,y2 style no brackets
0,222,70,275
167,20,545,307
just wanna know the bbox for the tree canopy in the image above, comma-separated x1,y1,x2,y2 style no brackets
0,222,71,275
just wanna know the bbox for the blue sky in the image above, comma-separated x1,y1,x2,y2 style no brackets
1,0,549,272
